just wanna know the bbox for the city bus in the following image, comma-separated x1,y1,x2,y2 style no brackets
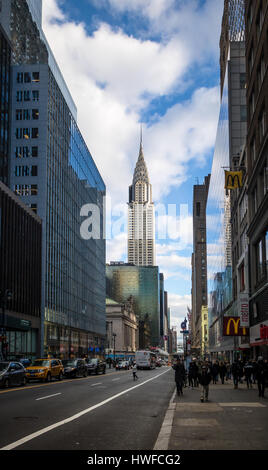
135,350,156,370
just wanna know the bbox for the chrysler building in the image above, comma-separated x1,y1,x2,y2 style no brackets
128,130,156,266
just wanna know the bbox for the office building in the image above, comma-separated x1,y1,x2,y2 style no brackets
191,175,210,355
106,263,160,347
207,0,247,361
128,133,156,266
0,181,42,360
2,0,106,357
0,23,11,184
245,0,268,359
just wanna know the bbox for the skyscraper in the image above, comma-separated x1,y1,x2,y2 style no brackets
128,131,155,266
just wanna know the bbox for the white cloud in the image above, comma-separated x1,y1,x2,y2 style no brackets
42,0,220,207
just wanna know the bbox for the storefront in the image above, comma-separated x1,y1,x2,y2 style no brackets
250,321,268,360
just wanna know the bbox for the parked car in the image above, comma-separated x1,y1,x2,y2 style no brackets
117,361,129,370
0,361,27,388
19,358,32,368
86,358,106,375
26,358,64,382
62,359,87,378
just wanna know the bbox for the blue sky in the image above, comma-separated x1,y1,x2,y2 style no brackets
42,0,224,337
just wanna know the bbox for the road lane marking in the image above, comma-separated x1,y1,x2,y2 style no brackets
91,383,102,387
112,379,120,382
219,402,266,408
1,368,171,450
36,393,62,401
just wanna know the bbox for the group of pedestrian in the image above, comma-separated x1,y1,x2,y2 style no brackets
173,356,268,402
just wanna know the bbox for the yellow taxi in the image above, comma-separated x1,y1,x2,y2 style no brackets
26,358,64,383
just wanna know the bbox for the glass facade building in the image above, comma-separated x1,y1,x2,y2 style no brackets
106,264,160,347
7,2,106,359
9,63,106,358
206,63,234,357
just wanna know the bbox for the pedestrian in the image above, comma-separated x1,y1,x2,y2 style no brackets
198,363,212,402
132,363,138,381
256,357,267,398
219,361,227,384
188,362,194,388
192,360,199,387
211,361,219,384
238,360,244,384
252,360,258,384
244,361,253,389
173,358,186,396
226,362,231,381
231,360,240,389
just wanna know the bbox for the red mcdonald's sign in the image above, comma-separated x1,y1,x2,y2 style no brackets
223,317,249,336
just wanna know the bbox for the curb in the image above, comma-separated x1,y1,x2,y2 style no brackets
153,388,177,450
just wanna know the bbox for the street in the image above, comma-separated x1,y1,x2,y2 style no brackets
0,366,173,450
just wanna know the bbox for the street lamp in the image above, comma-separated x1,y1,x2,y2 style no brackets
112,333,117,363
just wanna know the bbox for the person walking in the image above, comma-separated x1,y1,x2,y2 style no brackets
173,358,186,396
211,361,219,384
231,360,240,389
188,362,194,388
132,363,138,381
219,361,227,384
198,363,212,402
256,357,267,398
244,361,253,389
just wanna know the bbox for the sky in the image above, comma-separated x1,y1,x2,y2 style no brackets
42,0,224,340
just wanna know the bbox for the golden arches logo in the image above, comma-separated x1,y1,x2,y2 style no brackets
226,317,240,335
224,171,243,189
223,317,248,336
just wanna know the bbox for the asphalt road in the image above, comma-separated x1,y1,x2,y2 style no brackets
0,366,175,451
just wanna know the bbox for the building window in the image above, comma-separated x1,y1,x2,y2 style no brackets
17,72,23,83
23,109,31,120
32,146,38,157
196,202,201,217
256,239,264,281
31,128,39,139
24,72,31,83
32,72,40,83
240,105,247,122
32,109,39,120
24,90,30,101
31,184,38,196
32,90,39,101
16,91,23,102
31,166,38,177
239,263,245,292
240,73,246,89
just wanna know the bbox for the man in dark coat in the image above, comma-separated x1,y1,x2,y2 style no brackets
198,363,212,402
173,359,186,396
231,361,240,389
256,357,267,398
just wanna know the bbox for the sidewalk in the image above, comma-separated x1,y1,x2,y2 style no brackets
166,381,268,450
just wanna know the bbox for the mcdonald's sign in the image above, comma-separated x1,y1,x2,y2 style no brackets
223,316,249,336
224,171,243,189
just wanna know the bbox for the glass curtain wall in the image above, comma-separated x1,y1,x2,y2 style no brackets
44,69,106,358
206,63,234,358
